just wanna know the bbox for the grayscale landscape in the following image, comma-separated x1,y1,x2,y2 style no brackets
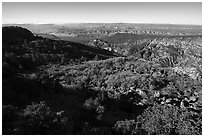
2,2,202,135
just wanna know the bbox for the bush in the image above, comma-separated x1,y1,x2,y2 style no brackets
3,101,71,135
83,97,101,110
114,119,136,134
137,103,201,135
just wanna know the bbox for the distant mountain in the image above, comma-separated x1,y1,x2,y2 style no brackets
101,33,164,44
37,33,61,40
3,23,201,45
101,33,202,44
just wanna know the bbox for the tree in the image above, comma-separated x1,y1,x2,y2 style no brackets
94,55,99,61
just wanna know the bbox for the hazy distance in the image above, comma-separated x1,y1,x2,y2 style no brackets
2,2,202,25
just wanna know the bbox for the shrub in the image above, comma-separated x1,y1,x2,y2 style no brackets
83,97,101,110
138,103,201,135
3,101,71,135
114,119,136,134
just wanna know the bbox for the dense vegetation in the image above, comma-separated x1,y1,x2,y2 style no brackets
2,25,202,135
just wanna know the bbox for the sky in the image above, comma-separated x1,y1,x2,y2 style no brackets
2,2,202,25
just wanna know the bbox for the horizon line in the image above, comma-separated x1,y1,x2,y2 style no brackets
2,22,202,26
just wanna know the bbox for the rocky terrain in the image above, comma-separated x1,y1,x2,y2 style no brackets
2,24,202,135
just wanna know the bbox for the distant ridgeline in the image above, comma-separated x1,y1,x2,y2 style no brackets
2,26,117,70
101,33,202,44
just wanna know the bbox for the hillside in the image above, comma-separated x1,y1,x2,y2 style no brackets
2,26,35,45
2,26,117,70
2,25,202,135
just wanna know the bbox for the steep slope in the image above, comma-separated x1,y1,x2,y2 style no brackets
2,26,117,70
2,26,35,45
